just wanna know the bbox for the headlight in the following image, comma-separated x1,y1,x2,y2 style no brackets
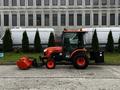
44,49,47,52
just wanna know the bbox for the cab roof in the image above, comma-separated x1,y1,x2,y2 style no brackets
63,28,88,33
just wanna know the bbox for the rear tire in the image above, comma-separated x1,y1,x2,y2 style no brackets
46,59,56,69
73,55,88,69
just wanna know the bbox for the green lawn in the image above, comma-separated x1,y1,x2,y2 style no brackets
0,52,120,64
0,52,40,64
104,52,120,64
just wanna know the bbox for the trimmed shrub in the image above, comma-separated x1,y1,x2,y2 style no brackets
106,31,114,52
3,28,13,52
34,30,42,52
91,29,99,51
118,36,120,53
48,32,55,47
22,31,29,52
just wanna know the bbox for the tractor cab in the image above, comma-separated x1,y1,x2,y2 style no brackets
62,28,87,54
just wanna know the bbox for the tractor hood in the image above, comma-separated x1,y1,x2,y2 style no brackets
44,46,63,57
44,46,62,53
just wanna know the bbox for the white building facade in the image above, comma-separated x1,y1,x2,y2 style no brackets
0,0,120,35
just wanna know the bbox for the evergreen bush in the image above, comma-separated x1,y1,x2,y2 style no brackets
48,32,55,47
22,31,29,52
34,30,42,52
91,29,99,51
106,31,114,52
3,28,13,52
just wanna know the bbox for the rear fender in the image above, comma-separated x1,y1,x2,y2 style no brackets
70,49,87,59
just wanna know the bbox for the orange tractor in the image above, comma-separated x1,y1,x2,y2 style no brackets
17,28,104,70
40,28,89,69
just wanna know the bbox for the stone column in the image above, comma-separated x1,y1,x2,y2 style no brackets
41,11,44,27
25,11,28,27
17,12,20,27
107,10,110,27
9,11,12,28
91,10,93,27
74,11,77,27
99,11,102,27
82,11,85,27
33,11,36,27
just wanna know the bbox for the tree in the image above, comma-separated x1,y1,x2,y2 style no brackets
34,30,42,52
91,30,99,51
118,36,120,53
3,28,13,52
106,31,114,52
48,32,55,47
22,31,29,52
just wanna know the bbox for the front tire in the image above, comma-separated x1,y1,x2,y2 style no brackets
73,55,88,69
46,59,56,69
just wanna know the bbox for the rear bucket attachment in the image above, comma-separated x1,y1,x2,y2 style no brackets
16,56,45,70
16,56,33,70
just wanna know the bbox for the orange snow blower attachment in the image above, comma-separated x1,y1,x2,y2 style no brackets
16,56,33,70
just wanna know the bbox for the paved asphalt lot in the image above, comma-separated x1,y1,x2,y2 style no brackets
0,65,120,90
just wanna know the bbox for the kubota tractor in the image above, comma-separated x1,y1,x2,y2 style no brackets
16,28,104,70
41,28,89,69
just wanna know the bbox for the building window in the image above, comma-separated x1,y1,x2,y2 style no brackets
110,13,115,25
28,14,33,26
4,0,9,6
36,0,41,6
119,0,120,5
20,14,25,26
85,0,90,5
36,14,41,26
93,0,99,5
12,14,17,26
61,14,66,26
44,0,49,6
4,14,9,26
52,14,58,26
69,14,74,26
102,13,107,25
20,0,25,6
45,14,49,26
102,0,107,5
52,0,58,6
28,0,33,6
69,0,74,5
60,0,66,5
77,0,82,5
110,0,115,5
12,0,17,6
85,14,90,25
93,14,98,25
77,14,82,25
118,14,120,25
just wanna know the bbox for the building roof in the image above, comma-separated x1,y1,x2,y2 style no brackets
63,28,88,33
11,27,54,32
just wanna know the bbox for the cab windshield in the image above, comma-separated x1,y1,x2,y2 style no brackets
63,33,78,45
62,32,85,52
